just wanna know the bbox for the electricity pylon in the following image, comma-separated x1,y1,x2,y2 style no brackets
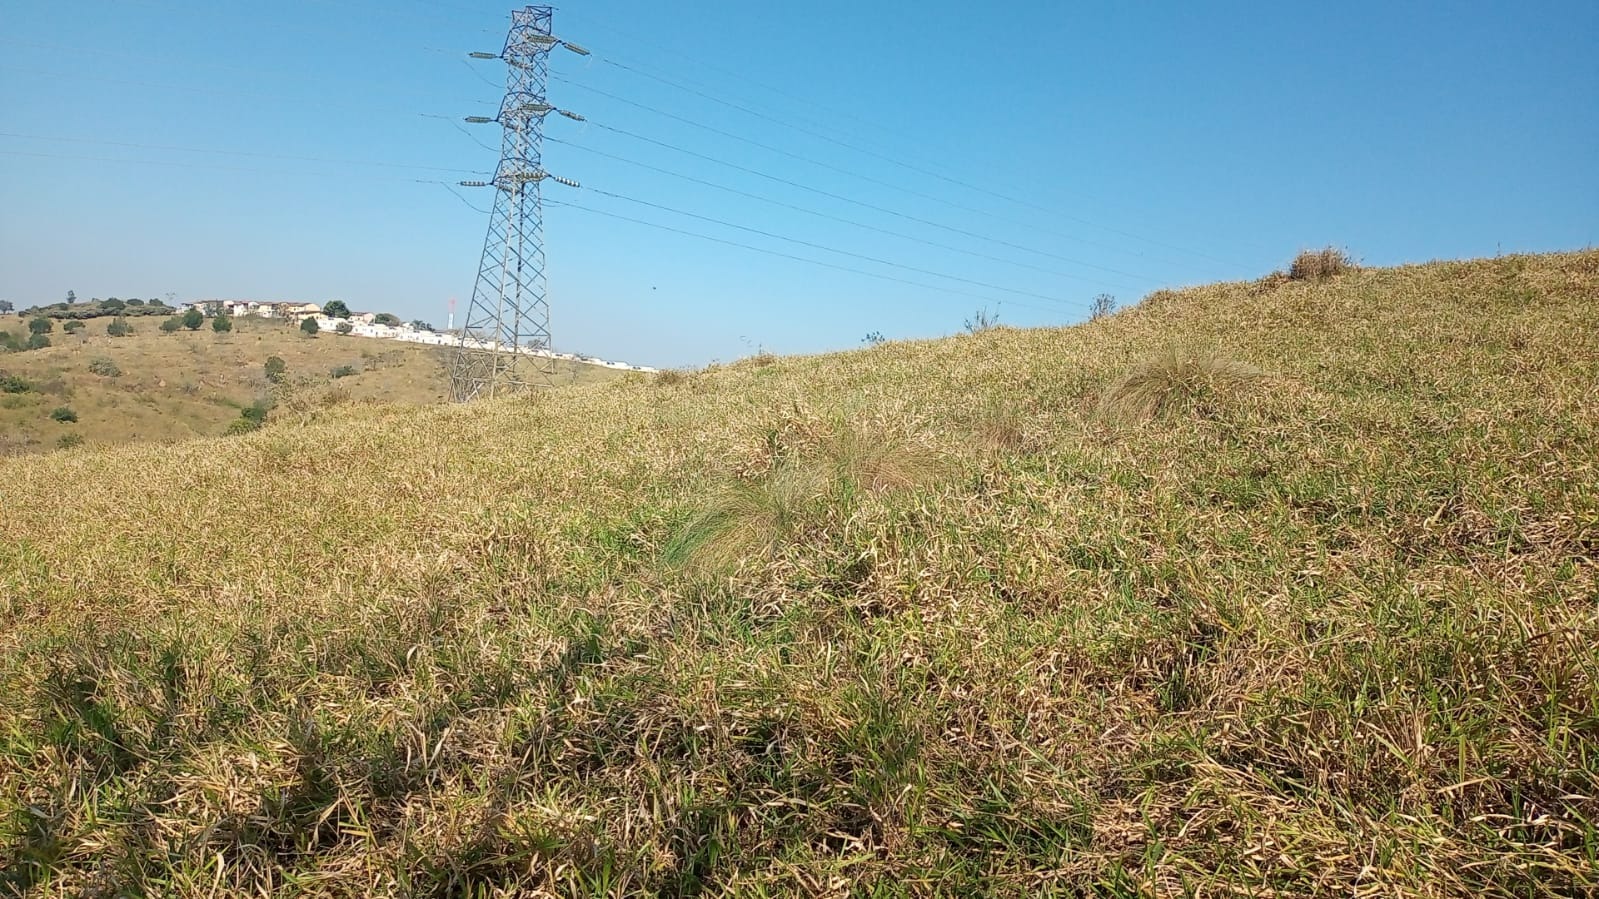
450,5,587,402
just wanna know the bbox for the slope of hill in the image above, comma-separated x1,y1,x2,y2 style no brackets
0,315,626,456
2,251,1596,896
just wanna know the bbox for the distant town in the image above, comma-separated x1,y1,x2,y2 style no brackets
178,299,659,373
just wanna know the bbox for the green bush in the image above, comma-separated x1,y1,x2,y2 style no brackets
28,316,53,335
335,321,354,336
182,308,204,331
330,364,357,379
63,320,85,334
212,314,233,333
160,317,183,333
264,356,287,383
107,317,133,337
49,406,77,423
87,357,121,377
0,374,33,393
56,432,84,449
300,318,320,337
25,334,50,350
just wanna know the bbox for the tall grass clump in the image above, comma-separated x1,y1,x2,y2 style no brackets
1100,345,1266,421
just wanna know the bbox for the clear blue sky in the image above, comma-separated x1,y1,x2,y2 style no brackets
2,0,1594,367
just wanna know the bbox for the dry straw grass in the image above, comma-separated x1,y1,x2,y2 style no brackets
3,250,1598,896
1289,246,1357,281
1100,344,1267,421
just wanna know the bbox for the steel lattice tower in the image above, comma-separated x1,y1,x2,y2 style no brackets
450,5,584,401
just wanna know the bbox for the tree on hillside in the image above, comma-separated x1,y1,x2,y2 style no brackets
101,298,125,314
160,316,183,333
373,312,401,327
264,356,287,383
26,334,51,350
107,317,133,337
323,300,351,319
181,308,204,331
63,321,84,334
0,300,13,313
300,317,320,337
1089,294,1118,321
212,314,233,333
410,320,434,332
126,298,145,307
28,317,53,336
66,290,76,303
335,321,354,336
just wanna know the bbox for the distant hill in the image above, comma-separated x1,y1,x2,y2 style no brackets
2,251,1596,895
0,313,626,455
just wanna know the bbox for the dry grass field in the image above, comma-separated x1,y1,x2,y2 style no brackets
0,315,626,456
2,250,1596,896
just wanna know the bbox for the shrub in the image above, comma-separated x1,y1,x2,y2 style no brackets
212,314,233,333
323,300,351,319
335,321,354,336
653,369,688,386
106,317,133,337
300,318,320,337
0,374,33,393
181,308,204,330
1089,294,1118,321
50,406,78,423
63,320,85,334
264,356,287,383
25,333,50,350
28,316,53,335
56,433,84,449
1289,247,1356,282
964,307,1000,334
0,331,18,352
160,316,183,333
87,357,121,377
374,313,401,326
1100,346,1266,421
330,364,357,379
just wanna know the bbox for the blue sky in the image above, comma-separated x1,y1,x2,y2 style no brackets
2,0,1594,367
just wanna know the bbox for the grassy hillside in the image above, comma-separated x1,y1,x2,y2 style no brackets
0,315,625,455
2,251,1596,896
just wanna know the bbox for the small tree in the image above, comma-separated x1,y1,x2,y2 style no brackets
373,312,401,326
1089,294,1118,321
87,357,121,377
160,316,184,333
335,321,354,336
100,298,125,314
264,356,287,383
863,331,886,346
50,406,78,423
410,320,435,332
323,300,351,319
182,308,205,331
25,333,50,350
63,320,85,334
300,317,320,337
126,298,145,307
66,290,76,303
212,314,233,333
28,317,53,336
963,307,1000,334
107,317,133,337
0,300,13,313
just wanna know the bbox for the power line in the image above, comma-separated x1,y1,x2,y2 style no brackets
577,48,1253,270
546,198,1077,317
0,131,488,175
555,75,1214,274
577,119,1156,283
546,136,1147,290
582,186,1107,308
